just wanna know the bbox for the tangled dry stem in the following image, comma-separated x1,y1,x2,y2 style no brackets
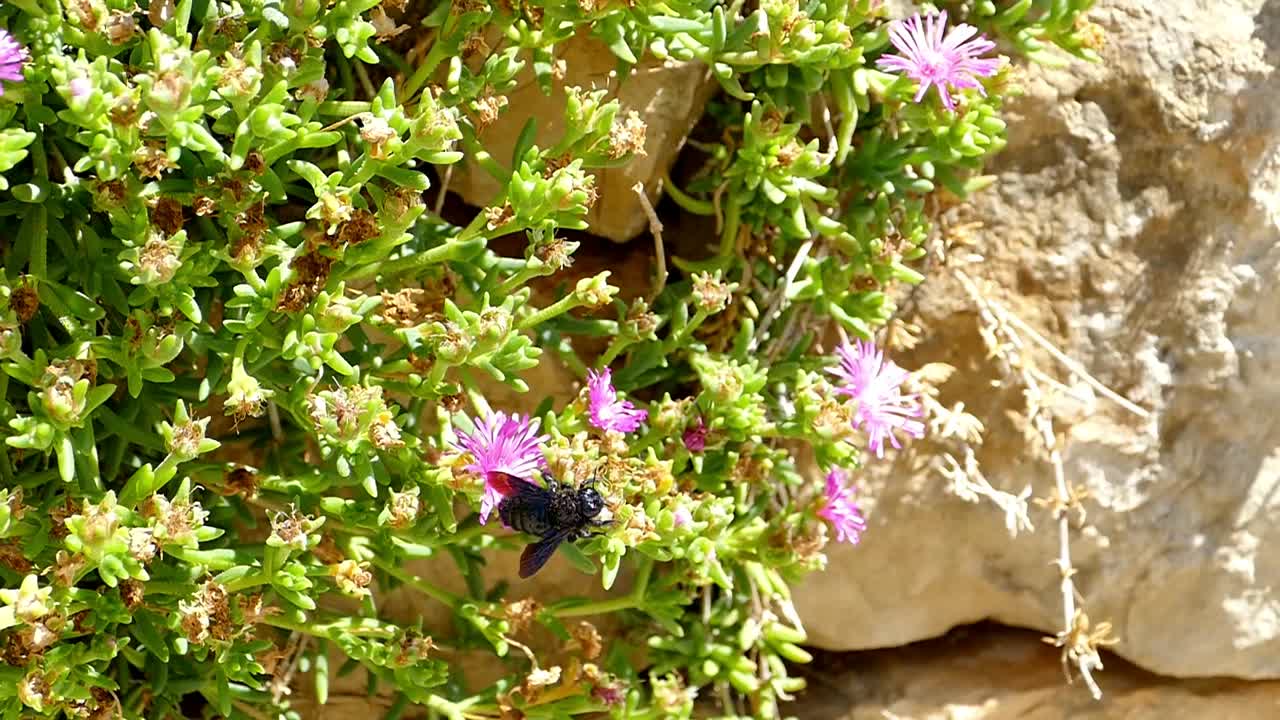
954,268,1133,700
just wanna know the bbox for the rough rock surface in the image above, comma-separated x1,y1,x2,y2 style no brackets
785,625,1280,720
451,30,718,242
794,0,1280,680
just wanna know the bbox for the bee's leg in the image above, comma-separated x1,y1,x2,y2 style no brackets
541,471,558,492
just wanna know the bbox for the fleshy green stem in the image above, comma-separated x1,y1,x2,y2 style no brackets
551,555,654,618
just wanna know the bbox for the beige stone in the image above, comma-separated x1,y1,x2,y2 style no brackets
450,30,718,242
786,625,1280,720
795,0,1280,681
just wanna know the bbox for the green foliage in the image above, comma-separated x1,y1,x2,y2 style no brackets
0,0,1097,718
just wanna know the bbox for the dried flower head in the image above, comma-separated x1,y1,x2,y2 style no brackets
876,11,1001,112
453,411,548,524
586,368,647,434
330,559,373,597
607,111,647,158
691,272,733,314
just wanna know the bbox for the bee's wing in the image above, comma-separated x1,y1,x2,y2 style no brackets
488,471,547,498
518,529,572,579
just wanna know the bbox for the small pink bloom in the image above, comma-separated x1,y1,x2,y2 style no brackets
876,11,1001,112
586,368,647,434
682,417,707,452
828,340,925,457
0,29,29,95
672,506,692,529
453,411,548,524
819,469,867,545
69,77,92,100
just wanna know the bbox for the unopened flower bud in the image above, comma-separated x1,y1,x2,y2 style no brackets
0,575,53,623
574,272,617,308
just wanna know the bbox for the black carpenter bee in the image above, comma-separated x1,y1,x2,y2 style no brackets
490,471,611,578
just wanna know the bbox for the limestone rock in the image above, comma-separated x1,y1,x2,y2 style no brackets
785,625,1280,720
794,0,1280,680
450,30,718,242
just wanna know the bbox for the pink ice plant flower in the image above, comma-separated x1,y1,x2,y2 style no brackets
0,29,29,96
586,367,647,433
828,339,925,457
818,469,867,545
453,411,548,524
875,11,1001,112
682,416,708,452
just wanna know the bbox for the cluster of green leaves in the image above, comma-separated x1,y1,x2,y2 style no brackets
0,0,1096,718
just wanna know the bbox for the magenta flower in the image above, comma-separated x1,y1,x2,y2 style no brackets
586,368,647,434
828,339,925,457
682,417,707,452
453,411,548,524
0,29,29,96
818,469,867,545
876,11,1001,112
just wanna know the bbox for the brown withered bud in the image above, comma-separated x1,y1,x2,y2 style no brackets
275,251,334,313
535,238,574,271
222,467,260,498
68,0,101,31
503,597,541,635
0,540,33,574
150,197,185,236
234,198,268,240
571,621,603,660
9,284,39,323
148,0,175,26
310,534,344,564
120,580,145,611
52,550,87,586
297,78,330,103
92,179,129,209
461,32,490,60
104,10,139,45
369,7,409,39
243,150,266,175
472,94,508,131
193,195,217,217
108,94,139,127
394,631,435,667
17,673,49,712
133,143,176,179
336,209,380,246
484,202,514,230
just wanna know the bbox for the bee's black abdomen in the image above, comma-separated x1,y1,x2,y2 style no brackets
495,475,610,578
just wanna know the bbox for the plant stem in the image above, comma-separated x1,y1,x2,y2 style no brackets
552,554,653,617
